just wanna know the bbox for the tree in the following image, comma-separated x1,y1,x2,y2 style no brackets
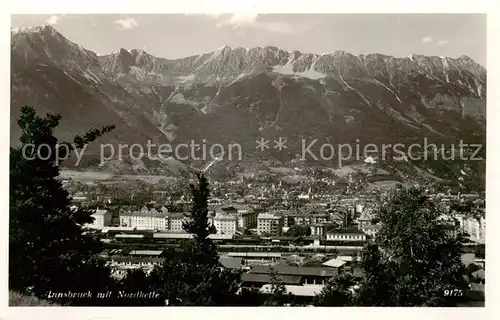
263,267,289,306
285,224,311,237
313,272,355,306
449,196,485,221
340,209,354,229
9,291,58,306
150,172,240,305
182,172,219,263
357,187,469,306
118,269,162,306
353,244,395,306
9,106,115,302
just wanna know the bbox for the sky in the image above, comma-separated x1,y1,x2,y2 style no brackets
11,14,486,66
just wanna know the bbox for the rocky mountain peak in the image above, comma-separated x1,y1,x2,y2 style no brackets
10,25,486,160
11,24,98,70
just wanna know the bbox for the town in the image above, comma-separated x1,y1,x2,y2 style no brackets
63,165,486,305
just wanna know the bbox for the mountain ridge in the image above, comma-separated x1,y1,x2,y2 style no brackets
11,24,486,166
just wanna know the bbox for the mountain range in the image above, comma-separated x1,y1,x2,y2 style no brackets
11,25,486,171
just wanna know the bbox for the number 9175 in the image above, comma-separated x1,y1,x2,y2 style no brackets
443,289,463,296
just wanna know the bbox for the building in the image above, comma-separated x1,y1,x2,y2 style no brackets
108,256,165,277
217,204,257,229
257,213,283,236
355,204,365,214
456,215,485,244
238,210,259,229
105,249,165,279
238,206,258,229
226,252,282,264
168,212,190,232
326,229,367,242
219,256,245,271
284,211,329,228
175,200,192,212
85,209,111,229
119,207,169,230
322,258,346,269
310,223,327,237
242,265,338,289
336,255,360,264
260,284,324,302
72,196,88,203
360,224,382,239
357,214,372,229
461,252,476,266
242,273,302,289
213,214,238,236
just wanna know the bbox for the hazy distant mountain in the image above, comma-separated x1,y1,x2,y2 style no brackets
11,25,486,160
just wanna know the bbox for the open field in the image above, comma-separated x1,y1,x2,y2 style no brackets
59,170,177,185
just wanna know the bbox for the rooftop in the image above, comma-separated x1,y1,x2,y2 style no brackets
328,229,366,235
151,233,234,240
115,234,144,239
260,284,324,297
322,258,346,268
472,269,485,279
214,214,238,221
110,256,164,264
250,265,338,277
219,256,244,269
361,224,382,230
287,210,329,217
241,273,302,285
120,211,169,218
336,255,360,262
129,250,163,256
258,213,282,220
92,209,109,216
169,212,189,219
227,252,282,258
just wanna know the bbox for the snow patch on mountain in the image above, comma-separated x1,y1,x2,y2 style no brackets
441,57,450,83
336,71,370,105
228,69,255,86
83,69,103,84
374,79,402,103
474,78,483,98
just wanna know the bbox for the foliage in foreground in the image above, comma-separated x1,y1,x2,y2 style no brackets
10,106,116,301
315,187,470,306
149,172,241,305
9,291,58,306
10,106,477,307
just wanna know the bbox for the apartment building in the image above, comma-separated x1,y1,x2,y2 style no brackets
213,214,238,236
168,212,190,232
85,209,111,229
240,210,259,229
283,211,329,228
214,204,257,229
257,213,283,236
119,207,169,230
